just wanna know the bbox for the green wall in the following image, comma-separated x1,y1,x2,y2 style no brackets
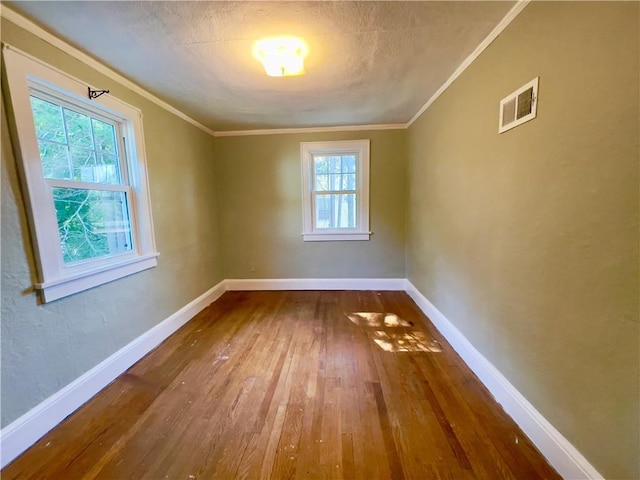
216,130,407,279
406,2,639,478
2,2,639,478
1,18,223,427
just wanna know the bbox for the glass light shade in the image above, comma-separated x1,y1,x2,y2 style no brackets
253,37,308,77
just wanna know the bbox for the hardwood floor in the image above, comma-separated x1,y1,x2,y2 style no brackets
2,291,560,479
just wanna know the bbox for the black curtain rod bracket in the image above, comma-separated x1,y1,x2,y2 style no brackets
88,87,109,100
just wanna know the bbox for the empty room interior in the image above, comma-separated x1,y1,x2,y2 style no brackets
1,1,638,479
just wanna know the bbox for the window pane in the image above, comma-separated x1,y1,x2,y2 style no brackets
342,155,356,173
313,155,357,192
30,95,122,184
91,118,117,155
314,155,347,174
329,173,342,191
314,156,329,175
315,174,329,191
315,193,357,229
52,187,133,263
70,147,120,184
30,97,66,144
329,156,342,173
342,173,356,190
38,139,71,179
69,146,97,179
315,173,356,192
63,109,93,149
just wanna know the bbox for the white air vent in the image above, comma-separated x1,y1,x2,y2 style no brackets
499,77,539,133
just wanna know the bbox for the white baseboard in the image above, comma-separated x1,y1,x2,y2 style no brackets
405,280,602,480
224,277,406,291
1,277,602,479
0,280,226,469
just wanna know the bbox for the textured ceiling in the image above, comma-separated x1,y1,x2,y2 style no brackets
7,1,515,132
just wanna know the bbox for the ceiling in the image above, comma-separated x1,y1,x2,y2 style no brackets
7,1,516,133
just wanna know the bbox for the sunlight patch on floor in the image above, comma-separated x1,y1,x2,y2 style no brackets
346,312,414,328
372,331,442,353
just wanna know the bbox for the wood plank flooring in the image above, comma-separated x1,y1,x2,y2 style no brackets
2,291,561,479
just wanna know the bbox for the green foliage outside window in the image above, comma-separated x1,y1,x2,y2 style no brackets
31,95,132,263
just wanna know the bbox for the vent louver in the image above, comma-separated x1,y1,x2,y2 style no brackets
499,77,539,133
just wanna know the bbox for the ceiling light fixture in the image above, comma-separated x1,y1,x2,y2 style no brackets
253,37,308,77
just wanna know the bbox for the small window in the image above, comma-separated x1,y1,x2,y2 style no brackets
300,140,370,241
3,46,158,302
499,77,539,133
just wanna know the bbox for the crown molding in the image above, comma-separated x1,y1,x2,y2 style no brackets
213,123,407,137
0,5,216,137
207,0,531,136
1,1,530,138
407,0,531,128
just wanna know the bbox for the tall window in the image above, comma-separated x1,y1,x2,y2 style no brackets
3,46,158,302
30,94,134,263
300,140,370,241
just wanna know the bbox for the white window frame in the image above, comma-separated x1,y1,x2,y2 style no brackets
300,139,370,241
3,45,158,302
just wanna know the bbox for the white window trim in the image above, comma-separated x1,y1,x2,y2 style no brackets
300,139,371,242
3,45,159,302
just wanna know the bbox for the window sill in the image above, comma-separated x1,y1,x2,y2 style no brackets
35,253,159,303
302,232,371,242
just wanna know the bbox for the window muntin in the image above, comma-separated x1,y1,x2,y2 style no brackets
52,187,134,264
30,91,136,266
31,95,123,185
312,154,358,229
300,140,370,241
3,45,158,302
